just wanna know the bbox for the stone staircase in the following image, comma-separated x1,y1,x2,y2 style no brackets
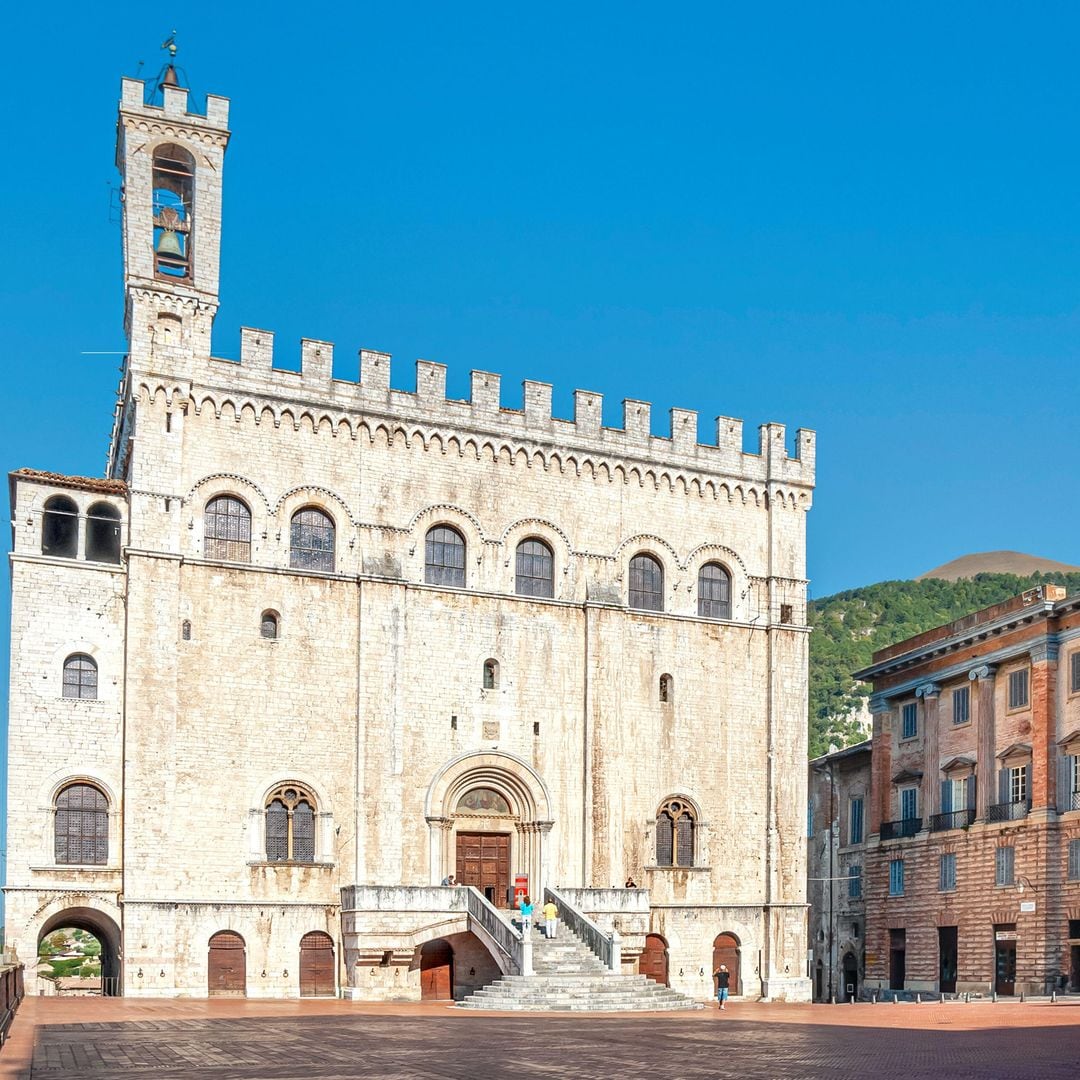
458,927,703,1012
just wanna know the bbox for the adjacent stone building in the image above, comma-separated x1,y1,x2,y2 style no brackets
807,740,870,1001
855,585,1080,997
3,68,815,1002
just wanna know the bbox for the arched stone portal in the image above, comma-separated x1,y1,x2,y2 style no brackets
425,751,553,906
38,907,121,996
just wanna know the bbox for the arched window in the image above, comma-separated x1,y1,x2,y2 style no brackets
659,673,673,704
290,507,335,573
483,658,499,690
629,553,664,612
54,782,108,865
62,654,98,700
42,495,79,559
260,611,279,640
698,563,732,619
86,502,122,564
425,525,466,587
153,144,194,278
265,785,316,863
515,538,554,598
655,797,695,867
204,496,251,562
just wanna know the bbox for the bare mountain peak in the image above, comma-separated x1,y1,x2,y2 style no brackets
917,551,1080,582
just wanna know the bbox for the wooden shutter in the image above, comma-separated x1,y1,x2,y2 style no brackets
1024,763,1033,804
1069,839,1080,882
997,768,1009,805
656,813,673,866
940,780,952,814
1058,756,1072,812
967,775,976,811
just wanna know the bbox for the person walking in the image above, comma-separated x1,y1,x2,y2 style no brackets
714,964,730,1009
519,895,534,934
542,898,558,938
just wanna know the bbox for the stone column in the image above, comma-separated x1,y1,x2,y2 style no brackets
969,665,997,823
1029,642,1059,817
426,816,452,884
916,683,941,821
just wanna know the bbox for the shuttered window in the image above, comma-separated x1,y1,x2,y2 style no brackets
849,797,864,845
901,703,917,739
1072,652,1080,694
848,865,862,898
1008,669,1029,710
939,853,956,892
900,787,918,821
996,846,1015,886
1069,839,1080,882
265,785,317,863
889,859,904,896
953,687,970,725
656,798,694,867
54,783,108,865
425,526,466,587
629,554,664,612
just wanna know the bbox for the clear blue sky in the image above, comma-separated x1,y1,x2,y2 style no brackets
2,3,1080,804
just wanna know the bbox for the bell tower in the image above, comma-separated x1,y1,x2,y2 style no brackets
116,66,231,367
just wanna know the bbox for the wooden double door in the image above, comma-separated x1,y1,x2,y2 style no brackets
456,832,510,906
299,932,336,997
208,931,246,997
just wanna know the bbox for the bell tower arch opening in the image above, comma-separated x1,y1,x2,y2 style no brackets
426,751,553,907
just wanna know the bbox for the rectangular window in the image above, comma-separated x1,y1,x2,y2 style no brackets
901,702,918,739
1008,669,1029,710
849,797,864,846
900,787,918,821
889,858,904,896
848,865,862,898
1010,766,1028,805
1072,652,1080,694
953,686,970,725
996,845,1015,887
950,777,968,812
1069,839,1080,882
939,852,957,892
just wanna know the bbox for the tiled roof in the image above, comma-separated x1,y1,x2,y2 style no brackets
10,469,127,495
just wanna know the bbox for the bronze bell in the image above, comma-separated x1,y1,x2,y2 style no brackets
156,229,184,257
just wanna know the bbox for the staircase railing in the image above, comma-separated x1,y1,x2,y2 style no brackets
545,885,621,971
465,886,531,976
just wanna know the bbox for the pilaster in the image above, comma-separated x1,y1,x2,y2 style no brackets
969,665,997,822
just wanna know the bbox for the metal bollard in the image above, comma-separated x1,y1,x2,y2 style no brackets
830,995,836,1005
872,991,878,1004
916,993,921,1004
1052,990,1057,1003
849,992,855,1005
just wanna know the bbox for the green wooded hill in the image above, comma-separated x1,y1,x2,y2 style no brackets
808,571,1080,759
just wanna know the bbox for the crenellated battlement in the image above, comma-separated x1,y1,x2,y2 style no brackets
119,76,230,132
133,326,816,489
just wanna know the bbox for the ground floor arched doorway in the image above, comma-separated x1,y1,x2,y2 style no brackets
842,952,858,1002
712,933,741,996
208,931,246,997
639,934,669,986
299,932,336,997
420,939,454,1000
37,906,121,996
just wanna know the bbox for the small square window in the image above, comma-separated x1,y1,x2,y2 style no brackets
953,686,970,725
1008,669,1029,710
901,702,917,739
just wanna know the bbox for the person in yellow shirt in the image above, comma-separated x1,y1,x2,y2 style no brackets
542,899,559,939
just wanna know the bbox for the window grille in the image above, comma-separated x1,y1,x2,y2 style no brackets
54,783,108,865
629,554,663,612
515,539,554,598
996,846,1015,886
204,496,252,562
697,563,731,619
62,654,98,700
953,686,970,725
260,612,279,640
265,785,317,863
290,508,335,572
1008,669,1029,710
425,526,466,587
901,703,917,739
939,853,957,892
656,798,694,866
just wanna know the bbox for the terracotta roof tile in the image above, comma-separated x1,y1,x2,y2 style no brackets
10,469,127,495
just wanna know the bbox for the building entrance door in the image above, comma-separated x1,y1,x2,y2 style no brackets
1071,945,1080,992
994,931,1017,996
456,832,510,906
842,954,858,1002
889,929,906,991
639,934,669,986
208,931,246,997
938,926,958,994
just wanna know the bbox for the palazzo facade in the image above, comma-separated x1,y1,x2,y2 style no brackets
4,69,815,1002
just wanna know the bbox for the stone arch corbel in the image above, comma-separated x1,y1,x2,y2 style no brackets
274,486,360,529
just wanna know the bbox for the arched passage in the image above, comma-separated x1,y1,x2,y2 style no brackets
712,932,741,996
208,931,246,997
841,951,859,1002
420,938,454,1000
299,932,336,997
38,907,121,996
639,934,669,987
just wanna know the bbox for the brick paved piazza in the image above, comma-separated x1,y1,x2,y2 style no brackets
3,997,1080,1079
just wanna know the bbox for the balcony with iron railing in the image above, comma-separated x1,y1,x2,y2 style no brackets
988,798,1030,823
929,808,975,833
1064,789,1080,812
880,817,922,841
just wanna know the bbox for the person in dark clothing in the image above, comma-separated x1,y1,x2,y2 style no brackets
714,964,730,1009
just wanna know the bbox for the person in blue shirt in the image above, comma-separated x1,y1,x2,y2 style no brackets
518,895,534,933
